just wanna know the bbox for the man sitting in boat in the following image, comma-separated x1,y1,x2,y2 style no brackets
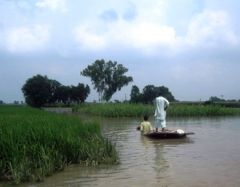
154,94,169,132
140,115,153,135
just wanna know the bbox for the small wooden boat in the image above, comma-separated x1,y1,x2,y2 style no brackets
144,130,194,139
136,126,194,139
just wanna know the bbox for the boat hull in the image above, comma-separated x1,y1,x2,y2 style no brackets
144,131,194,139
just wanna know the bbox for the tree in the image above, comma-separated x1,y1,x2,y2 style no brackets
209,96,225,102
70,83,90,103
22,75,59,107
131,84,176,104
22,74,90,107
142,85,157,104
81,59,133,102
155,86,175,102
130,85,141,103
55,85,71,104
48,79,62,103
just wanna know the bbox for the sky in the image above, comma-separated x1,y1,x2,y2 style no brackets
0,0,240,103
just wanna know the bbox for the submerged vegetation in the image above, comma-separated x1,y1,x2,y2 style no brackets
0,106,118,184
75,103,240,118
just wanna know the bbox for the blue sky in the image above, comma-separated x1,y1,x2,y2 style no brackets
0,0,240,102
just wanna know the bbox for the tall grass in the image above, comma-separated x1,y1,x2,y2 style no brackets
74,103,153,117
75,103,240,118
0,106,118,184
168,103,240,117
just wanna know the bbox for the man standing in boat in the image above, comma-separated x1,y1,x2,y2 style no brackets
154,94,169,132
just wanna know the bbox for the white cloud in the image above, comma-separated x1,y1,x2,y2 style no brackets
70,0,177,53
70,5,239,57
131,0,166,22
120,22,177,48
186,10,238,46
73,26,106,51
72,20,177,53
36,0,67,12
6,25,50,53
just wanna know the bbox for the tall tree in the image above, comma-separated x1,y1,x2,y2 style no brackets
81,59,133,102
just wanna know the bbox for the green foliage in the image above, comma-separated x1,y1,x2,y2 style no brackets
22,75,58,107
168,103,240,117
22,74,90,107
0,106,118,184
69,83,90,103
55,85,71,104
130,85,175,104
75,103,240,118
81,59,133,102
130,85,142,103
209,96,225,102
75,103,153,118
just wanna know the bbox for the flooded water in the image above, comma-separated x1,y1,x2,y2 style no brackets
4,117,240,187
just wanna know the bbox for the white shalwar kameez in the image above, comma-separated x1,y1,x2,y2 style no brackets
154,96,169,129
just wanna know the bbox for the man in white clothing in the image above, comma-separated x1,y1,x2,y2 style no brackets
154,95,169,131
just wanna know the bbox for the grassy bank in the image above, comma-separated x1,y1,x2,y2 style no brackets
0,106,118,184
75,103,240,118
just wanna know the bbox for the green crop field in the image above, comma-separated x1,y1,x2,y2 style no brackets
0,105,118,184
75,103,240,118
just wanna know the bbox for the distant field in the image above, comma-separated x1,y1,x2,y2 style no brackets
0,105,118,184
74,102,240,118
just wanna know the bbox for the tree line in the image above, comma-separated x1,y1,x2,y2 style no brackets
22,75,90,107
22,59,176,107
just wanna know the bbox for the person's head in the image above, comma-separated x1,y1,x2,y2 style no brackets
157,92,163,97
143,114,149,121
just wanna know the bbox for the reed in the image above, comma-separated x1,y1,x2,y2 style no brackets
0,105,118,184
75,103,240,117
168,103,240,117
74,103,153,117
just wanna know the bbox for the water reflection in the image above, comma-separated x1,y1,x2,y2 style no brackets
140,135,194,183
150,139,169,179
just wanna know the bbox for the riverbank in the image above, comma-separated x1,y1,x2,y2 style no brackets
0,106,118,184
74,103,240,118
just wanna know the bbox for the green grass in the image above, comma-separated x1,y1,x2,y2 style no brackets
75,103,240,118
0,105,118,184
168,103,240,117
74,103,153,117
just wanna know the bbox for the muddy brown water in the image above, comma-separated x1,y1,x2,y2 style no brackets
3,117,240,187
